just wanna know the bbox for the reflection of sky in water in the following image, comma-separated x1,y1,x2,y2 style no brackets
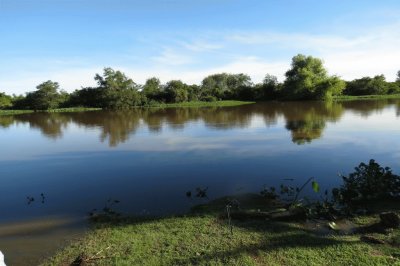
0,101,399,222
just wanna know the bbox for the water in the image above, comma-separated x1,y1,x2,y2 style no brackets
0,100,399,264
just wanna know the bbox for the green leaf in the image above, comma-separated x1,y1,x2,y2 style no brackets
311,181,320,193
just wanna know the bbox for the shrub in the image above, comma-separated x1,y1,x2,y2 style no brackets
333,160,400,205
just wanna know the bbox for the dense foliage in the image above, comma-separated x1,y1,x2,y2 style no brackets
344,75,400,96
1,55,399,110
0,92,12,109
282,55,345,100
333,160,400,205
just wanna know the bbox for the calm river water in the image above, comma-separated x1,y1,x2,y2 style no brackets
0,100,400,264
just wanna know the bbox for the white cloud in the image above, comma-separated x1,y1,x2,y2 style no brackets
228,21,400,80
179,40,223,52
151,48,194,66
2,20,400,94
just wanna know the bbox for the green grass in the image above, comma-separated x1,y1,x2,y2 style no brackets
0,102,253,116
0,110,34,116
334,94,400,101
43,195,400,266
0,107,101,116
148,100,255,108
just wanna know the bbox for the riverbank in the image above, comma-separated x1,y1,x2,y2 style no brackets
334,94,400,101
148,100,255,108
0,101,255,116
0,107,101,116
43,194,400,266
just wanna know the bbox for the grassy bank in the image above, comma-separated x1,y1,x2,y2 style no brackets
0,101,253,116
0,107,101,116
148,100,255,108
334,94,400,101
43,195,400,266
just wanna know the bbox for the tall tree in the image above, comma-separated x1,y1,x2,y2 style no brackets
25,80,63,110
94,68,141,109
201,73,252,100
164,80,189,103
283,54,345,100
0,92,12,109
142,77,162,102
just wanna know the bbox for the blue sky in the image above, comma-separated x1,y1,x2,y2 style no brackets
1,0,400,94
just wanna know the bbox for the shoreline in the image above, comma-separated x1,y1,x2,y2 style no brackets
333,94,400,101
42,194,400,266
1,96,400,116
0,101,254,116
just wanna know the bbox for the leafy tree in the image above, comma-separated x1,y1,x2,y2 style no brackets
68,87,104,108
345,75,389,95
164,80,189,103
260,74,281,100
0,92,12,109
397,70,400,82
187,85,201,101
142,77,163,102
94,67,141,109
283,54,345,100
25,80,63,110
201,73,252,100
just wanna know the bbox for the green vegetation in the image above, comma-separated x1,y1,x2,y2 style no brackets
334,94,400,101
282,54,345,100
0,107,101,116
0,110,34,116
43,161,400,265
344,75,400,96
0,92,12,109
2,54,399,111
43,211,400,266
149,100,255,108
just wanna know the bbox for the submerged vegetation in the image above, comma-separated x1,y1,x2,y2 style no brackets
44,160,400,265
1,54,400,111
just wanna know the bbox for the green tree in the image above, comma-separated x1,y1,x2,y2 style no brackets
261,74,281,100
94,68,141,109
201,73,252,100
142,77,163,103
345,75,389,95
25,80,63,110
164,80,189,103
283,54,345,100
396,70,400,83
0,92,12,109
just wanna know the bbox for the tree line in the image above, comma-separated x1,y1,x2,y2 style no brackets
1,54,400,110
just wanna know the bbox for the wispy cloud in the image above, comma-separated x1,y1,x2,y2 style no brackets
2,18,400,94
151,48,194,66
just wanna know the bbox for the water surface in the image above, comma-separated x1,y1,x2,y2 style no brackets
0,100,400,264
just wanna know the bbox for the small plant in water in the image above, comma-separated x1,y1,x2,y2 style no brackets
186,187,209,199
260,186,278,199
89,198,121,221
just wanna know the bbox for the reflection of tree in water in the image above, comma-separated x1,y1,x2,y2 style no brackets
341,99,400,117
1,113,70,139
280,101,344,145
67,111,141,147
0,115,14,128
1,99,398,146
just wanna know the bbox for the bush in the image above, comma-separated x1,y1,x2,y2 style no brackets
333,160,400,205
201,95,217,102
